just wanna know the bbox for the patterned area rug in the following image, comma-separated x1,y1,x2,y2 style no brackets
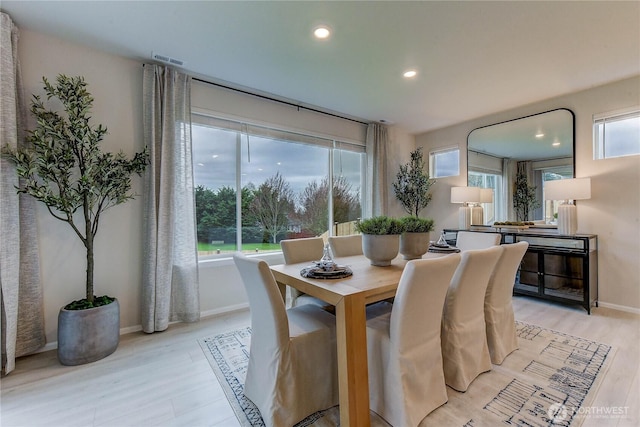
198,321,614,427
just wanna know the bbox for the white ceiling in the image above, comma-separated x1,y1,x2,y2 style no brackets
2,1,639,134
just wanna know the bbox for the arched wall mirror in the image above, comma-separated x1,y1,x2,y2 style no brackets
467,108,575,224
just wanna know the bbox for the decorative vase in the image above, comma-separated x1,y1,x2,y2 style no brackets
362,234,400,266
399,232,430,260
57,298,120,366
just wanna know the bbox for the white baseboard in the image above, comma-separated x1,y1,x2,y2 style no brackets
596,301,640,315
201,302,249,319
33,303,251,355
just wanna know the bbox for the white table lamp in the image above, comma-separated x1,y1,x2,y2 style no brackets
451,187,481,229
544,178,591,235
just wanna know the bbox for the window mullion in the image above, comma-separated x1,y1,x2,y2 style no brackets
236,132,242,250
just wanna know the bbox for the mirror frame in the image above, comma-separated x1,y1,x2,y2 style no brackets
466,108,576,222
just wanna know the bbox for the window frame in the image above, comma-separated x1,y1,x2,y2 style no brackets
429,146,460,178
593,106,640,160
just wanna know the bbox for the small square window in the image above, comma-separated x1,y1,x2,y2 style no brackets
429,147,460,178
594,108,640,159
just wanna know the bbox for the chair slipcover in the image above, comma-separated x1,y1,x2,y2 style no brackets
485,241,529,364
455,231,501,251
233,254,338,427
280,237,331,309
366,254,461,427
441,246,503,392
328,234,363,257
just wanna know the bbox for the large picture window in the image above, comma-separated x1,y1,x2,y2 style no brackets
192,113,365,260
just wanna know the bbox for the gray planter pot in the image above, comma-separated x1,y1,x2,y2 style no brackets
362,234,400,266
58,298,120,366
399,232,431,260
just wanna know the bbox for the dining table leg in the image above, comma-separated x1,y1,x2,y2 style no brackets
335,293,371,427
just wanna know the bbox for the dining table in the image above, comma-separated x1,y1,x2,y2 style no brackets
270,252,444,427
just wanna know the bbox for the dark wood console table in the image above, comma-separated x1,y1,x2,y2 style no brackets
443,228,598,314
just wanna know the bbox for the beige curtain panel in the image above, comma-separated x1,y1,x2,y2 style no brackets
365,122,389,217
0,12,45,374
141,64,200,333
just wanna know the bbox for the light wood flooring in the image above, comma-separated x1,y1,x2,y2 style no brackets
1,297,638,427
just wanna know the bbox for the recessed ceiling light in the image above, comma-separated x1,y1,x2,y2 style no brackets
212,154,219,158
552,141,561,147
403,70,417,78
313,26,331,39
535,133,545,138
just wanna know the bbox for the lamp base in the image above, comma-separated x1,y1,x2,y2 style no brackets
458,206,472,230
557,203,577,235
471,205,484,225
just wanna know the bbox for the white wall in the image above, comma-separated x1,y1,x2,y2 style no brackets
415,76,640,311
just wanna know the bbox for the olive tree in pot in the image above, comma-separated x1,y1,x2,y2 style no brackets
392,147,436,259
355,216,403,266
2,75,149,365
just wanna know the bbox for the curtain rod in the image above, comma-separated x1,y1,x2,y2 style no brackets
192,77,369,126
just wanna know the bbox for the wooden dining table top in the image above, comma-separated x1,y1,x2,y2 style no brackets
270,253,444,427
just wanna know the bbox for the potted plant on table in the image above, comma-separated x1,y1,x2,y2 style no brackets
355,216,403,266
392,147,436,259
398,216,434,260
2,75,149,365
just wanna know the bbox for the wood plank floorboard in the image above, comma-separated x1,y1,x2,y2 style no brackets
1,298,637,427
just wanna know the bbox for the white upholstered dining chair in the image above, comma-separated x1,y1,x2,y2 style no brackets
328,234,363,257
441,245,503,391
280,237,332,310
484,241,529,364
365,254,462,427
233,253,338,427
455,230,501,251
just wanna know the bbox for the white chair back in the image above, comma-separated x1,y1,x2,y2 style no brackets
328,234,363,257
485,241,529,364
233,253,289,350
366,254,461,427
391,254,460,352
456,231,501,251
233,253,338,427
280,237,331,309
441,245,503,391
280,237,324,264
486,241,529,307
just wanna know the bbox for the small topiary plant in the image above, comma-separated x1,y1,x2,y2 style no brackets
399,216,434,233
355,216,404,235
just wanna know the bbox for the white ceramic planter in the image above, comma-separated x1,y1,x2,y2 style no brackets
399,231,430,260
362,234,400,266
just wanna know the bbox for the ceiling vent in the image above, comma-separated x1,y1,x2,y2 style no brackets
151,52,185,67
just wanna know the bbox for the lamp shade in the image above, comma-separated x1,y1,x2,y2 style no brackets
544,178,591,201
451,186,481,204
480,188,493,203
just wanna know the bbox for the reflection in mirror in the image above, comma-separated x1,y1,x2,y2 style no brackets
467,109,574,224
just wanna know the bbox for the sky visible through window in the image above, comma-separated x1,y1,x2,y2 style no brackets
192,124,362,203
